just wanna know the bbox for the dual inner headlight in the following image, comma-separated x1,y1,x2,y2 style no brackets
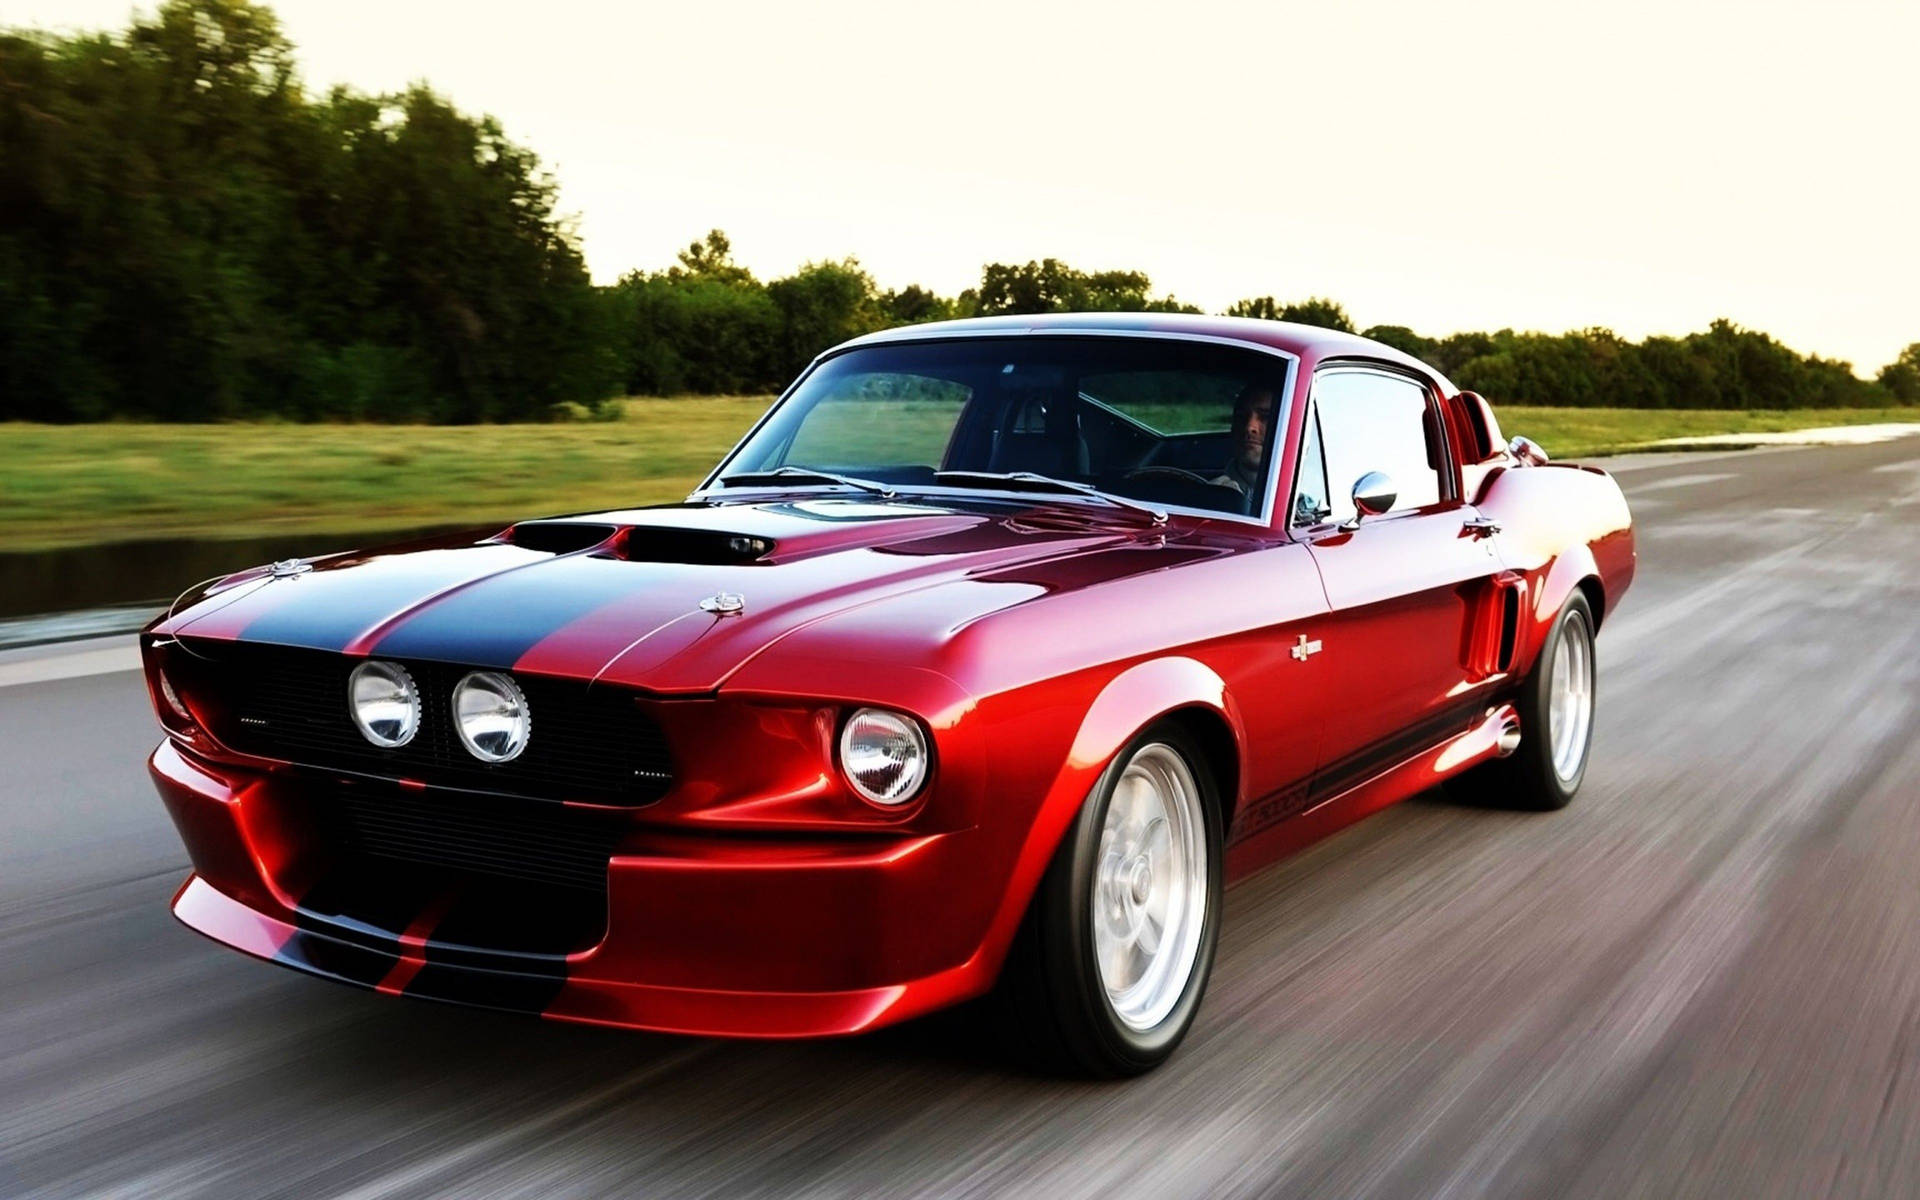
348,661,530,763
347,662,927,803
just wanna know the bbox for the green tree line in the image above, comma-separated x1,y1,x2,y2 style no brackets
3,1,1915,423
1,0,611,421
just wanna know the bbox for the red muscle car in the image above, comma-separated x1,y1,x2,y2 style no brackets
142,313,1634,1075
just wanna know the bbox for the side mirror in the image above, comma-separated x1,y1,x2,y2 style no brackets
1508,435,1549,466
1342,471,1397,530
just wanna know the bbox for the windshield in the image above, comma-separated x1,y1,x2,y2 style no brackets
713,336,1291,518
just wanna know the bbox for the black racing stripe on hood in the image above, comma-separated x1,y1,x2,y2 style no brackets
366,553,678,669
233,543,538,653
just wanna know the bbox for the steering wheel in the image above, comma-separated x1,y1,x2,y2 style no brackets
1124,465,1214,485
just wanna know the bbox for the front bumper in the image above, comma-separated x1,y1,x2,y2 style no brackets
151,740,997,1037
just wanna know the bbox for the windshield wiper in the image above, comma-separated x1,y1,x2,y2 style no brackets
718,466,897,499
932,471,1167,525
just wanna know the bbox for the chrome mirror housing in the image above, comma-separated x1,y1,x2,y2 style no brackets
1342,471,1397,530
1508,435,1549,466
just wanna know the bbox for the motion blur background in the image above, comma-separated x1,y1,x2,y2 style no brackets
4,3,1920,1197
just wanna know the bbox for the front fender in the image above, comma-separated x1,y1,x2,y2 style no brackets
966,655,1241,983
1063,656,1240,797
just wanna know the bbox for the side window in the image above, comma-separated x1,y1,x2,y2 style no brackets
1292,407,1331,525
1312,370,1445,524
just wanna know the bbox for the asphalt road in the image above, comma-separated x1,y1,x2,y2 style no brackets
5,437,1920,1199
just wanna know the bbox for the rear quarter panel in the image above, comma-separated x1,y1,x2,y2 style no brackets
1472,462,1636,673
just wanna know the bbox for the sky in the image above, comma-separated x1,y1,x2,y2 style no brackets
7,0,1918,373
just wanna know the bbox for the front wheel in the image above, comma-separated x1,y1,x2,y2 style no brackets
994,723,1223,1076
1453,591,1597,810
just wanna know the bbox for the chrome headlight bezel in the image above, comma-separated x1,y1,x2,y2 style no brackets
348,660,421,749
452,670,532,763
837,707,931,806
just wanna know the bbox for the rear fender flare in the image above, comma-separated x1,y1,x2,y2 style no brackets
1516,546,1601,676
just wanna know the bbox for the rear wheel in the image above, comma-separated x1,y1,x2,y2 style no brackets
994,723,1223,1076
1453,591,1597,810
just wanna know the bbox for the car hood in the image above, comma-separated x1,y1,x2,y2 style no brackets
155,496,1218,695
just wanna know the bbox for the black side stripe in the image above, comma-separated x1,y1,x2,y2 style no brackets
1306,698,1491,804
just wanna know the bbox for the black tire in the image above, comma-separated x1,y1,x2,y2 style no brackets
1452,591,1597,811
991,721,1224,1077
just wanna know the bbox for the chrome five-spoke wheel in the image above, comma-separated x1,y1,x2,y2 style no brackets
1092,743,1209,1032
1547,607,1595,783
996,722,1223,1076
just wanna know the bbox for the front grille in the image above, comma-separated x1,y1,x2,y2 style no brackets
180,640,674,804
337,785,619,892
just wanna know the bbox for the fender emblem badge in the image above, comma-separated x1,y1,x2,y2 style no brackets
700,592,746,616
1291,634,1323,661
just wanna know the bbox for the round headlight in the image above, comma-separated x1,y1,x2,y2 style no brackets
452,671,531,763
839,707,929,806
349,661,419,748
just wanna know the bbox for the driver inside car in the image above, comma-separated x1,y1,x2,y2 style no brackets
1210,384,1274,506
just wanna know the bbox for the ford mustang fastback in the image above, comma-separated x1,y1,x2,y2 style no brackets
142,313,1635,1075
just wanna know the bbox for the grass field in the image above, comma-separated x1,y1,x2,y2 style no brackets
2,401,1913,553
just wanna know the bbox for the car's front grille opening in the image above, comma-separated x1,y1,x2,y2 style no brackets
337,785,618,893
282,776,617,961
174,640,674,805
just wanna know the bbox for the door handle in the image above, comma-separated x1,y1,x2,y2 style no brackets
1463,516,1502,537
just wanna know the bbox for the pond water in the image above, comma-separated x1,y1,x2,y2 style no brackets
0,526,478,622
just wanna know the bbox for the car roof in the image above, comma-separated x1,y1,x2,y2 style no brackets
829,312,1452,391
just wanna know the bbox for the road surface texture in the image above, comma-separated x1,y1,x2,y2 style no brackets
4,437,1919,1199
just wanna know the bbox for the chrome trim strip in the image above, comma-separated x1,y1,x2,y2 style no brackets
1289,360,1461,527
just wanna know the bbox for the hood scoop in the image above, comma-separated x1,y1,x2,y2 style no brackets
618,526,774,565
501,522,621,554
505,521,775,564
619,526,772,565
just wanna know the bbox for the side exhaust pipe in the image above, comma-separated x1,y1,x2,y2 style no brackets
1495,715,1522,757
